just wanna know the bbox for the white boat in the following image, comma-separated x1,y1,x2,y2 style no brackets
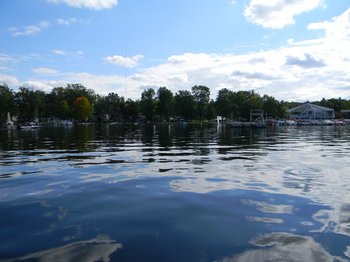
17,122,41,129
321,120,333,125
333,120,345,125
286,120,296,125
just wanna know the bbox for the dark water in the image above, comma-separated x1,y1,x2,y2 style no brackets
1,123,350,261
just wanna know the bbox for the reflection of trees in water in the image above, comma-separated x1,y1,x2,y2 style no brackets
216,126,269,155
140,124,156,146
0,128,19,151
10,128,41,151
137,123,220,152
75,123,270,155
171,123,216,156
73,124,95,151
157,124,173,148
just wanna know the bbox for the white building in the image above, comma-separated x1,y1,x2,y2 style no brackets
286,103,335,120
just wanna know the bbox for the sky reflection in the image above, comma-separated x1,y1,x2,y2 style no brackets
220,232,344,262
1,235,122,262
1,124,350,261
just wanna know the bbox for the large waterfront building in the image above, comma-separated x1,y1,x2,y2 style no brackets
286,103,335,120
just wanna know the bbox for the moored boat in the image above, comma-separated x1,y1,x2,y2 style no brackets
17,122,41,129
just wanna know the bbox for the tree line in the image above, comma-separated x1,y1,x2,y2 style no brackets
1,83,350,123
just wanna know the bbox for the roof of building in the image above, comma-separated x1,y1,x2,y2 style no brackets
286,103,334,113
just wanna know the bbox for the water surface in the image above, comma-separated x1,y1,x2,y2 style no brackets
1,123,350,261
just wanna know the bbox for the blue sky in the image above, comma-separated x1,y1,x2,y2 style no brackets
1,0,350,101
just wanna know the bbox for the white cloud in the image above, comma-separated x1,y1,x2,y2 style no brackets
308,7,350,39
56,18,91,25
52,50,84,60
47,0,118,10
7,27,18,32
103,55,144,68
244,0,324,29
231,70,281,80
285,53,326,68
11,21,50,37
0,54,16,64
53,50,67,56
21,80,65,92
57,18,77,25
15,34,350,102
32,68,60,74
67,72,127,95
123,34,350,102
0,74,20,87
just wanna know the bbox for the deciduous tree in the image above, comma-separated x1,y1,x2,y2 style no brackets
72,97,92,121
15,87,45,120
216,88,234,119
191,85,210,121
106,92,124,121
175,90,196,121
141,88,156,121
123,99,139,121
56,100,70,120
262,95,284,118
0,84,15,123
65,84,96,107
157,87,174,121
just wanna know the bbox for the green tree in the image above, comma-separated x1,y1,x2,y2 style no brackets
191,85,210,121
157,87,174,120
65,84,96,107
141,88,156,121
0,84,15,123
56,100,70,120
94,94,108,116
72,97,92,121
230,90,263,120
231,91,249,120
206,99,216,120
45,87,66,118
215,88,234,119
106,92,124,121
262,95,285,117
246,90,263,112
175,90,196,120
327,98,345,118
123,99,139,121
15,87,46,120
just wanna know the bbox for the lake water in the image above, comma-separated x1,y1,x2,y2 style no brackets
1,123,350,261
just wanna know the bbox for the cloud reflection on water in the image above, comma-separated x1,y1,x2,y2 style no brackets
241,199,293,214
218,232,346,262
1,235,122,262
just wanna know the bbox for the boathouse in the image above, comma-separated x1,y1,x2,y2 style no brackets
286,103,335,120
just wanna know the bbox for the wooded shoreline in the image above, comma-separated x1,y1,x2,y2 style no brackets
1,83,350,124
